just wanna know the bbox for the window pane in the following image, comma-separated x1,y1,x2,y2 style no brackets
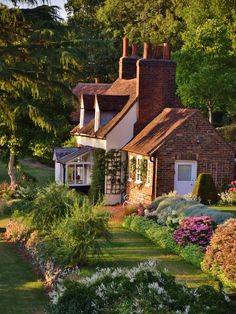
76,165,83,184
178,165,192,181
67,165,75,184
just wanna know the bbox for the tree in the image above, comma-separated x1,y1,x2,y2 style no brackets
174,0,236,124
97,0,185,47
0,3,80,188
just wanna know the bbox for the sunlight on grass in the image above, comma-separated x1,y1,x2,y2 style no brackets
83,226,218,289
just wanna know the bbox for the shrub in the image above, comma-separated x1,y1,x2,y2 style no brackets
123,204,137,216
184,205,235,224
149,195,169,209
30,183,83,232
40,200,111,266
50,261,230,314
202,218,236,290
15,183,42,201
192,173,218,205
0,181,15,199
173,216,215,248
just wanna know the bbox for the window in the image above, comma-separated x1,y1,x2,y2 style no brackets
177,165,192,181
65,153,93,185
128,156,136,181
146,160,151,186
136,157,142,182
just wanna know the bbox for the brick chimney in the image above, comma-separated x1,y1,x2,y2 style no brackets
119,37,140,80
135,42,179,131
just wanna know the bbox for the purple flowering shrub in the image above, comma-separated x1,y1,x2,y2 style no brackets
173,216,215,249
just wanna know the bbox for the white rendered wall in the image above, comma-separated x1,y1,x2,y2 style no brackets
55,162,63,184
106,102,137,151
76,135,106,150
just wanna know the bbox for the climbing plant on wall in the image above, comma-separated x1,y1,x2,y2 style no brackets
89,148,106,203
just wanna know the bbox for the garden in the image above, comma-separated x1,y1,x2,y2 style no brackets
0,168,236,313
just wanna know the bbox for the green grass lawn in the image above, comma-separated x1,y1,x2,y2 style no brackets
0,159,54,185
210,205,236,215
0,218,47,314
82,226,219,289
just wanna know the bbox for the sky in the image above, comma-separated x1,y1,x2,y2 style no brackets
1,0,68,19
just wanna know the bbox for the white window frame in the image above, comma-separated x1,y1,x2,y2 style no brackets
128,155,134,181
145,160,151,187
135,156,143,184
65,153,93,186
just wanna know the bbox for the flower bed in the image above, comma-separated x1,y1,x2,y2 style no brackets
173,216,215,248
49,261,230,314
202,219,236,291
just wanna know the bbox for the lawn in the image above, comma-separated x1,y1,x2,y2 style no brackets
0,159,54,185
0,218,47,314
81,209,219,289
210,205,236,215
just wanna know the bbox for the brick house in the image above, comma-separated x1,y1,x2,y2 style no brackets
54,38,235,205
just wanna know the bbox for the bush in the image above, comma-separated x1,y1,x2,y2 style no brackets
184,205,235,224
202,218,236,290
192,173,218,205
173,216,215,248
30,183,83,232
123,216,204,267
0,181,15,200
40,200,111,266
50,261,230,314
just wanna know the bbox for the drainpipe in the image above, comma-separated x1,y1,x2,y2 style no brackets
149,154,157,200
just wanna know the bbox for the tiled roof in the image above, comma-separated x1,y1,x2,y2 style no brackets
72,78,137,138
97,95,129,111
53,146,93,163
72,83,111,98
123,108,198,155
95,78,137,138
71,118,97,137
71,108,80,124
82,95,95,110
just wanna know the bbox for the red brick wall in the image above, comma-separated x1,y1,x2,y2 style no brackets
126,152,154,205
136,59,178,131
156,112,235,195
119,57,139,80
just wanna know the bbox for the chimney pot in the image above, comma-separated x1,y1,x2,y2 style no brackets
163,42,171,59
155,44,162,59
123,37,129,57
131,44,138,57
143,43,152,59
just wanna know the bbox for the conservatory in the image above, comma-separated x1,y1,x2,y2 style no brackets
53,146,93,191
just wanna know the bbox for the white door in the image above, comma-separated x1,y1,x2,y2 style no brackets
174,161,197,195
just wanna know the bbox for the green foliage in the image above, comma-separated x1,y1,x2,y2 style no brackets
30,183,82,232
50,261,229,314
217,124,236,144
202,218,236,291
40,200,111,266
123,216,204,267
89,149,105,203
192,173,219,205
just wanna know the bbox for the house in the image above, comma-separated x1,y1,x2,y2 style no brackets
54,38,235,205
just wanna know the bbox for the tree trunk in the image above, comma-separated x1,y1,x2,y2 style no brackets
8,151,16,190
208,103,213,124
